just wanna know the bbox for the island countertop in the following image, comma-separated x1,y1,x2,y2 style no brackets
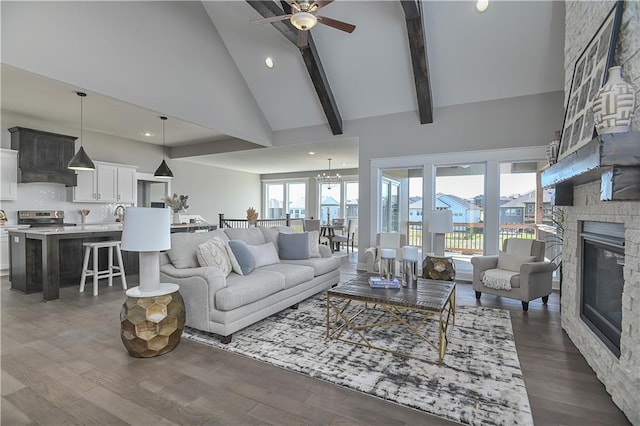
9,222,217,235
10,224,124,235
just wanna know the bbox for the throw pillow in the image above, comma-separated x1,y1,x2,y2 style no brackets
278,232,310,260
248,242,280,268
196,237,232,276
497,250,536,272
227,240,256,275
307,230,321,258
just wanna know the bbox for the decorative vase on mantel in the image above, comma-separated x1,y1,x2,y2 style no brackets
593,66,636,135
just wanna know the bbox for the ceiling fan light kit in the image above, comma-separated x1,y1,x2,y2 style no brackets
290,11,317,30
251,0,355,47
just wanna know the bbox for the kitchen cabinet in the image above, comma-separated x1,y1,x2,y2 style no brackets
73,161,136,203
1,230,9,275
1,149,18,200
116,166,137,203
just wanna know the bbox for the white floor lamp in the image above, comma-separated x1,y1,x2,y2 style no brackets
121,207,171,293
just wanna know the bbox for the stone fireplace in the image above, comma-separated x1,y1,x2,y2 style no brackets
580,221,625,357
553,3,640,422
560,181,639,423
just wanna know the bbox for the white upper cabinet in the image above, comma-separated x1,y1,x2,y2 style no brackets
116,166,137,203
73,161,137,203
0,149,18,200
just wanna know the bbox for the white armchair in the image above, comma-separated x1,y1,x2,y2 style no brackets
364,233,407,273
471,238,555,311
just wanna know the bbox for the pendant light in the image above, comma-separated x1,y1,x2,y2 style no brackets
68,92,96,170
154,116,173,178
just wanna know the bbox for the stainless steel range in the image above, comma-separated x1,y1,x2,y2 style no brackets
18,210,76,227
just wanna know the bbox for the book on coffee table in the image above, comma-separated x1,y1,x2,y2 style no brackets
369,277,401,289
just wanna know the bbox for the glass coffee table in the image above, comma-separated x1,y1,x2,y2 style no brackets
326,273,456,365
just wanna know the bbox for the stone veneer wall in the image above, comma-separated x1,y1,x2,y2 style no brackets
561,182,640,423
563,2,640,423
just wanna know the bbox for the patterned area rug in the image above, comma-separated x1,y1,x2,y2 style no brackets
183,294,533,425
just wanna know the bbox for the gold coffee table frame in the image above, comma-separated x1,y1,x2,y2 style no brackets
327,275,456,365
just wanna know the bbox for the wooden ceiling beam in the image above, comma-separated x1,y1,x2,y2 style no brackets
246,1,343,135
401,0,434,124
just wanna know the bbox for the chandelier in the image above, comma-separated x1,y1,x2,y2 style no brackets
317,158,341,189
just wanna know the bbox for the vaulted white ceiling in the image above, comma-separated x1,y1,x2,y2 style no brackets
1,1,565,174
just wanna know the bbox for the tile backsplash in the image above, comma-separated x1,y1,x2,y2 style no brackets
0,182,133,225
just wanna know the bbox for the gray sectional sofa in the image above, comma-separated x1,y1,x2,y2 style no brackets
159,227,340,343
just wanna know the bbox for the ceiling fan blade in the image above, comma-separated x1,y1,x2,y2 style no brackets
297,29,309,48
317,16,355,33
313,0,334,10
251,14,292,25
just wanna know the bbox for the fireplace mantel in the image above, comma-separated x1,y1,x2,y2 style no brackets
541,131,640,205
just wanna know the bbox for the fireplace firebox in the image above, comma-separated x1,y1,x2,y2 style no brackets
580,221,625,357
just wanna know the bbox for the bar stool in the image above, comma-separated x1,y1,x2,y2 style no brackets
79,241,127,296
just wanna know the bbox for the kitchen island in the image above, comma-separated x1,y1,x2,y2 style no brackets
9,224,136,301
9,222,218,301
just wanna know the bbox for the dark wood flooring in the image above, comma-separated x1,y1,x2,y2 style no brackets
1,255,631,425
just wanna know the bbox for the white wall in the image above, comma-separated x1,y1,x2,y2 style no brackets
1,1,273,146
169,160,261,226
274,91,565,260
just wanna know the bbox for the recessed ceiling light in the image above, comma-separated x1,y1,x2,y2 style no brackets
308,151,316,155
476,0,489,12
342,162,347,167
265,57,274,69
142,132,153,137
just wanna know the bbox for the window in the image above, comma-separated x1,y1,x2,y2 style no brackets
319,183,341,224
263,180,307,219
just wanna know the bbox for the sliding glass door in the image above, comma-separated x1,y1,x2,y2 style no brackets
435,163,485,255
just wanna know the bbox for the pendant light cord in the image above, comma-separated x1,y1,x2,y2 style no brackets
80,95,83,147
161,116,167,160
77,92,87,147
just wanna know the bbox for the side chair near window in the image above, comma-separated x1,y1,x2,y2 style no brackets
331,219,354,253
471,238,555,311
303,219,330,246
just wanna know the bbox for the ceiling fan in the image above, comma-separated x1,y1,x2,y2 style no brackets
251,0,356,47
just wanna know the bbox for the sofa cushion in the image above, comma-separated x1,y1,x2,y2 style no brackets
279,232,310,260
280,256,340,277
307,230,321,258
249,242,280,268
167,230,229,269
224,227,267,245
216,270,285,311
497,250,536,272
260,227,280,253
196,237,232,276
227,240,256,275
259,263,314,289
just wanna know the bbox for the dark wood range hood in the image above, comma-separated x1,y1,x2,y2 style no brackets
541,131,640,206
9,127,78,186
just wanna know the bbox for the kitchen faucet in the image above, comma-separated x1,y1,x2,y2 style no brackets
114,205,125,222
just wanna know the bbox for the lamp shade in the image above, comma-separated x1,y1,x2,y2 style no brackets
68,146,96,170
121,207,171,252
428,210,453,234
154,159,174,178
